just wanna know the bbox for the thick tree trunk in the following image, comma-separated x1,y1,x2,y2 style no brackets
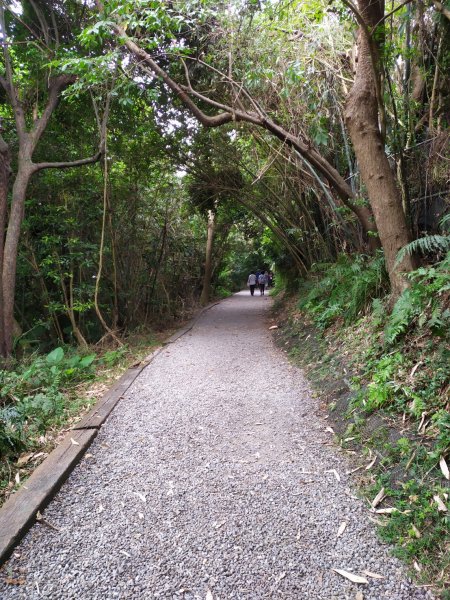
344,0,416,297
200,209,215,306
2,162,33,356
0,137,10,357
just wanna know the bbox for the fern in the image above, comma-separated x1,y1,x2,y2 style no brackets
396,235,450,265
384,288,421,344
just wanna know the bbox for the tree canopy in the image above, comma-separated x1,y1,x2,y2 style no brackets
0,0,448,356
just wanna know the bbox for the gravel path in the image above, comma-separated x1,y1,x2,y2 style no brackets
0,292,433,600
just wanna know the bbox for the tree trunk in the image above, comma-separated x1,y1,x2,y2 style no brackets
1,161,33,356
200,209,215,306
344,0,416,297
0,137,10,357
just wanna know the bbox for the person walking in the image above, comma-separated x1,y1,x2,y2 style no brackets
258,271,268,295
247,271,257,296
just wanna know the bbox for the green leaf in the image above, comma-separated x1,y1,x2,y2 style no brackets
79,354,96,368
46,347,65,365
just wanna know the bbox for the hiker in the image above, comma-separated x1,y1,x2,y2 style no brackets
247,272,257,296
258,271,268,295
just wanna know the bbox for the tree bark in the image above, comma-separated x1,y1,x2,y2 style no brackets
0,135,10,357
200,209,216,306
2,160,33,356
344,0,416,297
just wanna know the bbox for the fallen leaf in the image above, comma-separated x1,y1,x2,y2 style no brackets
411,524,421,538
17,453,34,467
70,437,80,446
409,362,422,379
365,457,377,470
85,453,93,459
413,561,422,572
337,521,347,537
362,570,384,579
325,427,335,434
269,325,278,330
371,487,385,508
347,466,364,475
5,577,25,585
327,469,341,482
433,495,448,512
439,456,449,480
332,569,368,584
344,489,359,500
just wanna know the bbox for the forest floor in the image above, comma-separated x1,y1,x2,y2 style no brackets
0,292,434,599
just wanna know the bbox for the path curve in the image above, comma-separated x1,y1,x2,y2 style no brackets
0,292,432,599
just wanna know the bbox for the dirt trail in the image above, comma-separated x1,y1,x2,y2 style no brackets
0,292,432,599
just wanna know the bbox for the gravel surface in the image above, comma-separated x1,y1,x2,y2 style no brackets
0,292,433,600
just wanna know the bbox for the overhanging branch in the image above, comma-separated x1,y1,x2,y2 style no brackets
33,152,102,173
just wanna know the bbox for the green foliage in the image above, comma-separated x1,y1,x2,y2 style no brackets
0,348,97,457
290,251,450,592
374,478,450,586
396,235,450,265
298,253,388,328
385,252,450,345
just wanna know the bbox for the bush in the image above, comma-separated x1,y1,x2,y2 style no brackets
0,347,96,457
298,253,388,328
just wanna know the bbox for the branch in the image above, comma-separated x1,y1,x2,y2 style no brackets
180,55,267,118
112,24,244,128
372,0,415,29
431,0,450,20
0,6,27,139
30,74,77,146
32,152,101,173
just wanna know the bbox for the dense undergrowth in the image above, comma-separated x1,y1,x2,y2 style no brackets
275,251,450,597
0,334,158,507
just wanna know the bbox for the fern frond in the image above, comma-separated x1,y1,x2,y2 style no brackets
396,235,450,265
440,213,450,231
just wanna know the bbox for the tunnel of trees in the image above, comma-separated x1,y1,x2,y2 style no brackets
1,2,449,586
0,0,447,358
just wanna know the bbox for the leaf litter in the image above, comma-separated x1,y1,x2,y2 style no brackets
332,569,368,584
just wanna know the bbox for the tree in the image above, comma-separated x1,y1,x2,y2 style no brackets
93,1,378,244
92,0,449,297
0,2,104,358
343,0,417,296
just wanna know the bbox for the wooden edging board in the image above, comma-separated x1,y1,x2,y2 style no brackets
0,300,220,566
